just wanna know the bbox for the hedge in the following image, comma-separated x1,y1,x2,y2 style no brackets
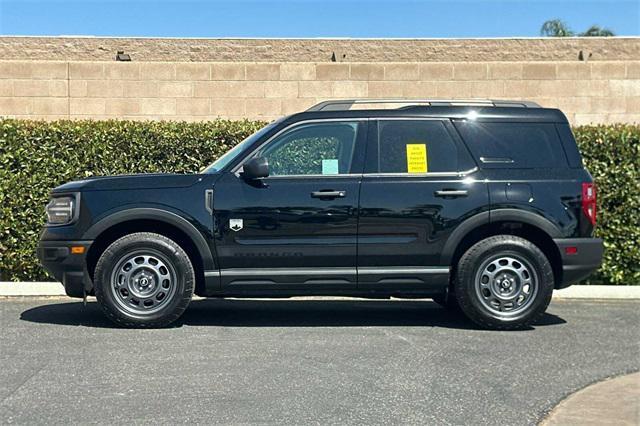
0,119,265,282
573,124,640,285
0,119,638,284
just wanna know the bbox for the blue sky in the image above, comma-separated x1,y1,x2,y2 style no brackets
0,0,638,38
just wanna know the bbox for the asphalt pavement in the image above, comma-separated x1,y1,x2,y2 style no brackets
1,298,638,425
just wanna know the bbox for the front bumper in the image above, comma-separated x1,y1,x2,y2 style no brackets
37,240,93,298
554,237,604,288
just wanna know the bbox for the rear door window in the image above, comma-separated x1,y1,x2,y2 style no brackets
453,121,568,168
376,120,459,173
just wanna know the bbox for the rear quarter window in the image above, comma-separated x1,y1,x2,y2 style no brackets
555,123,583,168
453,121,568,168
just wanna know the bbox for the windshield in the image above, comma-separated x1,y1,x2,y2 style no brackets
202,119,282,173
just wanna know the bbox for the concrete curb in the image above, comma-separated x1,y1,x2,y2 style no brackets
1,282,639,298
553,285,640,299
541,372,640,425
0,282,67,296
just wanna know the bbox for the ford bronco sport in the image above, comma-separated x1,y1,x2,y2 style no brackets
38,99,603,329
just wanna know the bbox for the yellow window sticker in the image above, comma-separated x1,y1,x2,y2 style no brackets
406,143,428,173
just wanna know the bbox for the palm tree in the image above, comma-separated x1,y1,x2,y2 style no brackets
579,25,615,36
540,19,616,37
540,19,574,37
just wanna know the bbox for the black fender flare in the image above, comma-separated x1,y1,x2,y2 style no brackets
440,211,489,265
490,209,562,238
84,208,215,270
440,209,561,265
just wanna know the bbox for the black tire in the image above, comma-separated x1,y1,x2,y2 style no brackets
94,232,194,328
454,235,554,330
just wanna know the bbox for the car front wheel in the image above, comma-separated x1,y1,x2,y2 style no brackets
94,232,194,328
454,235,554,330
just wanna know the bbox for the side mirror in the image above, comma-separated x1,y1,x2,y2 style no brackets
242,156,269,180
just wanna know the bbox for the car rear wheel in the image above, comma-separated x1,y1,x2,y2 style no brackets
454,235,554,330
94,232,194,328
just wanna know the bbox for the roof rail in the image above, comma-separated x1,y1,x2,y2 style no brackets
307,98,541,111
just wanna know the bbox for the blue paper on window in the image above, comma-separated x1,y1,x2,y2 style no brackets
322,159,339,175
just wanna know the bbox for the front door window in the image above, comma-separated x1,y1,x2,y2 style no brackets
256,122,359,176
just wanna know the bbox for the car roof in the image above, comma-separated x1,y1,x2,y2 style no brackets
282,99,568,124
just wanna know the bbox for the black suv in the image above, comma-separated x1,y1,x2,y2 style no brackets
38,99,603,329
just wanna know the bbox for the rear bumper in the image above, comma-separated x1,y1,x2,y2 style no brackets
37,240,93,298
553,238,603,288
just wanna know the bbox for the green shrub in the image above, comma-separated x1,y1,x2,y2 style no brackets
0,119,638,284
0,119,265,281
573,124,640,285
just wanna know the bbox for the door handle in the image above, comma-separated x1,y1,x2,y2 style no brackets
311,190,346,199
434,189,468,198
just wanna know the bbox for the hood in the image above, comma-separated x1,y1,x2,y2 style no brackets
53,173,209,192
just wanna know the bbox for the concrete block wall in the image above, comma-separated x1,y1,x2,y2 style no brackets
0,59,639,124
1,36,638,62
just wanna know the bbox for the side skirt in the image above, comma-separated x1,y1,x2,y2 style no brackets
201,266,449,297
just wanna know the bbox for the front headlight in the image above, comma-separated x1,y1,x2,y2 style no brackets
45,195,77,225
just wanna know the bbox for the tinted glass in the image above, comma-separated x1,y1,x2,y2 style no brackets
377,120,458,173
258,122,358,176
454,121,567,168
203,119,282,173
556,123,583,168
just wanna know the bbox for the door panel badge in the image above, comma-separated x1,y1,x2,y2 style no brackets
229,218,243,232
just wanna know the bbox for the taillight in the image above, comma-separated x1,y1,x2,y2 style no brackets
582,182,597,226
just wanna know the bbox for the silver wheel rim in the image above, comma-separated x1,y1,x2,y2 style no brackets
474,255,538,317
109,249,177,315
